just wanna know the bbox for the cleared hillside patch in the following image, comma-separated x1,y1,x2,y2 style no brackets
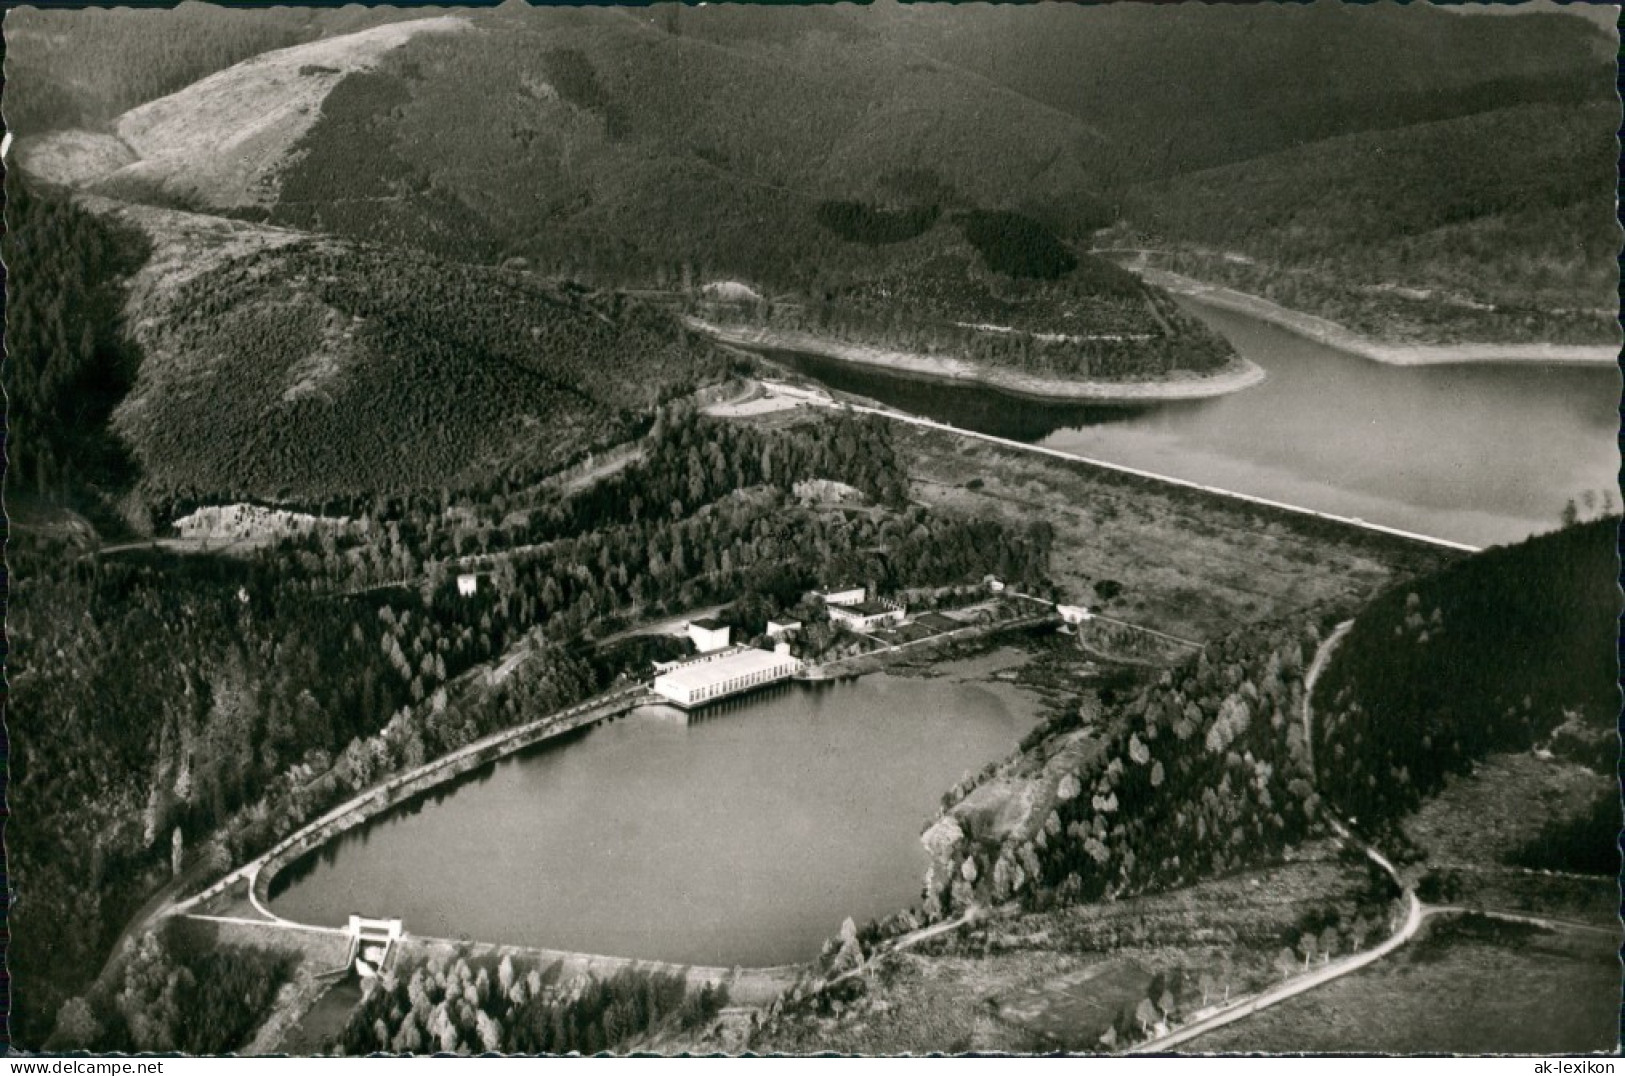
87,16,469,210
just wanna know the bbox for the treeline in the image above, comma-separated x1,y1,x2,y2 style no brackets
1311,518,1618,828
927,613,1336,917
214,409,918,590
337,955,725,1055
123,241,730,501
49,920,295,1054
3,178,151,495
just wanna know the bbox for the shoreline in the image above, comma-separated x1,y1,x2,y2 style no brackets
684,317,1268,402
1139,268,1619,368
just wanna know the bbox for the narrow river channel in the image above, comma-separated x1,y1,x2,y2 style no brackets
269,656,1040,967
763,300,1619,549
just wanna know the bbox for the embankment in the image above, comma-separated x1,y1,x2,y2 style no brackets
1141,268,1619,367
176,688,654,923
685,318,1267,402
249,694,650,914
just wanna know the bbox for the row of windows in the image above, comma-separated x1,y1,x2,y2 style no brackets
687,664,794,702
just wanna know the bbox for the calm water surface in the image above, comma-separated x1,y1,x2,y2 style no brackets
270,664,1039,967
768,301,1618,548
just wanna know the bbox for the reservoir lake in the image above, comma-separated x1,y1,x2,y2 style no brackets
765,300,1619,549
268,302,1611,972
270,656,1041,967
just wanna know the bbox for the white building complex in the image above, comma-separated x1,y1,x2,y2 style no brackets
827,599,907,632
816,585,867,607
653,645,804,709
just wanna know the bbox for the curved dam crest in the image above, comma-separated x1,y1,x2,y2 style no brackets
267,662,1042,969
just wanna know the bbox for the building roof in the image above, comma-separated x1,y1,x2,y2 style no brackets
655,646,797,693
690,617,728,631
835,600,901,618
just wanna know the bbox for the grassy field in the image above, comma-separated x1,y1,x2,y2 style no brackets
894,424,1443,641
1194,914,1620,1054
1401,751,1617,926
754,846,1382,1054
1403,752,1615,869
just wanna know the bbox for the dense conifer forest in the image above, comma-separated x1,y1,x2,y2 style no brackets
3,179,150,493
118,242,731,502
1311,518,1618,828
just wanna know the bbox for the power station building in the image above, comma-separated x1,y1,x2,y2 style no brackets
652,645,804,709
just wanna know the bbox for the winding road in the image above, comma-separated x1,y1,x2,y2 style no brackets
1133,616,1618,1053
1129,618,1427,1052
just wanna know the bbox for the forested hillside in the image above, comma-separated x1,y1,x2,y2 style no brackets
47,921,295,1053
3,178,150,495
13,2,1609,349
924,612,1343,920
1311,518,1619,827
869,0,1611,183
700,233,1235,383
1119,99,1618,344
113,238,728,502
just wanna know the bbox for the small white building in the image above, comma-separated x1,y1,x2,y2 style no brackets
653,646,803,708
457,573,480,597
766,619,802,638
828,599,907,632
686,617,732,653
1057,604,1093,625
983,575,1006,594
817,585,867,607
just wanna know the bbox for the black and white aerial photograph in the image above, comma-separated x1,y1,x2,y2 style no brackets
3,0,1620,1059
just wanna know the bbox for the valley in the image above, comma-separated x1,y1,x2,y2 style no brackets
4,0,1617,1059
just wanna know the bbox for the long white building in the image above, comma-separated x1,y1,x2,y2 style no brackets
652,646,803,709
